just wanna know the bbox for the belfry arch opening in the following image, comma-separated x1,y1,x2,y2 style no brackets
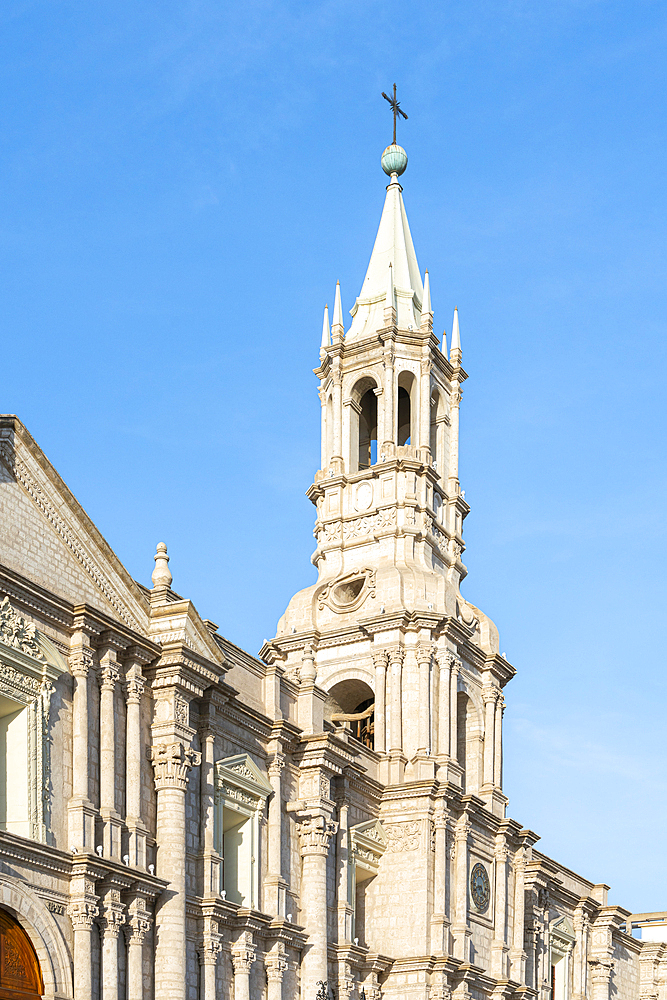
358,389,378,470
397,371,415,447
325,679,375,750
0,908,44,999
456,691,480,793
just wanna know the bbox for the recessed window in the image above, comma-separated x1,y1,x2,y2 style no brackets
334,577,365,605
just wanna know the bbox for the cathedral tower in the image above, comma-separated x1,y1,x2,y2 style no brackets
263,140,513,811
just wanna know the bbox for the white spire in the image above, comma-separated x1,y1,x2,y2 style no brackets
384,261,395,320
450,307,461,364
347,174,423,340
420,269,432,329
321,304,330,350
332,281,345,341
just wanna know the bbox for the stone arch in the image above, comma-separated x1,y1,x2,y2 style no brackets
0,874,72,999
346,374,382,473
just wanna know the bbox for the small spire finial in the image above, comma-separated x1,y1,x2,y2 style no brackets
152,542,172,590
450,307,462,364
420,270,432,330
331,282,344,341
321,303,330,350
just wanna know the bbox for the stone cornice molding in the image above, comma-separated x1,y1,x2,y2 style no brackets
150,742,202,791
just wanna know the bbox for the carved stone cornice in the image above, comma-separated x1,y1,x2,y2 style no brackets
150,742,202,792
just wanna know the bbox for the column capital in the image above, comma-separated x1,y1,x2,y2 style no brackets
455,814,471,841
266,942,288,982
441,649,462,672
68,898,99,929
126,673,145,703
482,684,500,704
372,650,389,669
69,648,94,678
416,642,435,665
297,812,338,855
100,661,120,691
100,890,125,939
268,753,286,778
150,741,201,791
387,646,405,666
125,895,152,945
199,934,223,966
231,933,256,974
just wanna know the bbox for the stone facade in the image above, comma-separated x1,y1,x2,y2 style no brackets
0,145,663,1000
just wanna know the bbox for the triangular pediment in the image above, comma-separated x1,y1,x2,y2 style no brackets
215,754,272,796
0,416,150,634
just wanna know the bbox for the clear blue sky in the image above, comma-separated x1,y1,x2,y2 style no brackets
3,1,667,912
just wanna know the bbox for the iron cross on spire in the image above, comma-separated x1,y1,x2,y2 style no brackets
382,83,408,145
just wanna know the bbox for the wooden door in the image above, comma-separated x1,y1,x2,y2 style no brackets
0,910,43,1000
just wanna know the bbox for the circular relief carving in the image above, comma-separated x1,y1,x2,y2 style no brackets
355,481,373,512
470,862,491,913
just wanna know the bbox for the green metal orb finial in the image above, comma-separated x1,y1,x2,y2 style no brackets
381,144,408,177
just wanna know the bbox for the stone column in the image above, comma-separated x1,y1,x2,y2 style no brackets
417,644,432,753
68,897,99,1000
388,648,404,751
336,791,352,942
100,889,125,1000
449,659,460,759
68,640,96,850
492,838,510,977
266,942,288,1000
126,895,152,1000
572,906,590,1000
151,740,201,1000
332,367,343,464
431,800,448,955
452,814,471,962
419,358,432,458
437,652,451,757
200,729,221,897
483,687,497,787
231,933,256,1000
199,919,222,1000
373,651,387,753
298,813,338,999
494,695,505,789
382,345,395,451
510,848,527,983
99,647,121,857
265,752,287,915
126,663,146,868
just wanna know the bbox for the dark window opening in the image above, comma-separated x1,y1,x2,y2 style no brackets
398,386,411,446
358,389,377,470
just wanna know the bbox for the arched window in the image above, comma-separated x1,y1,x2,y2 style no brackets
456,691,480,793
326,679,375,750
358,389,377,470
397,371,415,447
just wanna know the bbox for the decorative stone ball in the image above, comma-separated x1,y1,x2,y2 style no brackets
381,144,408,176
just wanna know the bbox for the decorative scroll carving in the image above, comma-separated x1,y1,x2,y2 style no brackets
385,820,421,853
0,598,44,660
150,742,201,791
174,693,189,726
